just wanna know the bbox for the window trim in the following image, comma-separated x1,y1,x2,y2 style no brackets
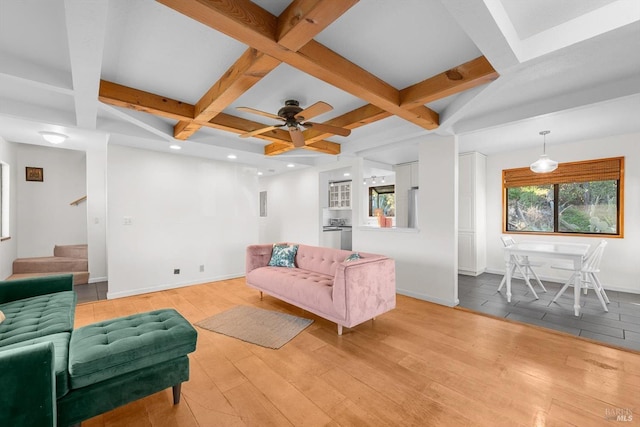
502,156,624,238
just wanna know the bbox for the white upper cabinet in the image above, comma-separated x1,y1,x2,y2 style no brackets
329,181,351,209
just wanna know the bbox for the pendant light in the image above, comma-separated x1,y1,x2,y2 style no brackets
530,130,558,173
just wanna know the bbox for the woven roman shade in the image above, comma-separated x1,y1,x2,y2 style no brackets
503,157,623,188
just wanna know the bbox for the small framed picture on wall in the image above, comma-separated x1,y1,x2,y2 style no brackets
26,167,43,182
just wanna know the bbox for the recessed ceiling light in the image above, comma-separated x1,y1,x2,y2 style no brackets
169,144,181,150
287,163,295,168
343,172,350,177
39,131,67,144
257,171,263,176
227,154,237,159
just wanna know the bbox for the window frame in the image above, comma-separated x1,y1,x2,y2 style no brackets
368,185,395,217
502,157,624,238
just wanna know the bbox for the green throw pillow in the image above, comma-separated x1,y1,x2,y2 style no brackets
344,253,361,262
268,244,299,268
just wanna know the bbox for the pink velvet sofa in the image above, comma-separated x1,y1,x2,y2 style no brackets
245,244,396,335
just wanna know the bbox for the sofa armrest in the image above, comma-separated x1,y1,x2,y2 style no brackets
332,257,396,327
246,244,274,275
0,342,57,427
0,274,74,304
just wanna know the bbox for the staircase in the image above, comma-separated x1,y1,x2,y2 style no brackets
10,244,89,285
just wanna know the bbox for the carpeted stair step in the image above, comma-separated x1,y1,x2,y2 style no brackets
13,256,88,274
53,244,88,259
7,272,90,286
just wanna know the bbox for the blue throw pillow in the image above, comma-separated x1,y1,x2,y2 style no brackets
344,253,361,262
268,244,298,268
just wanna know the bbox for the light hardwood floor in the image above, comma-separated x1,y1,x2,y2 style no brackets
76,278,640,426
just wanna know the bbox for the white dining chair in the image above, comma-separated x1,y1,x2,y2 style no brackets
498,236,547,298
551,240,610,311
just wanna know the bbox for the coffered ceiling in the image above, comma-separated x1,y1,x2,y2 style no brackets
0,0,638,174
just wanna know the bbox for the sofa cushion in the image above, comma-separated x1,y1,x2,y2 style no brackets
0,291,76,347
69,309,197,389
295,244,355,276
247,267,340,318
268,244,298,268
0,332,71,398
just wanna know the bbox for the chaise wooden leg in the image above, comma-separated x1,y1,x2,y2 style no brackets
259,291,263,300
173,383,182,404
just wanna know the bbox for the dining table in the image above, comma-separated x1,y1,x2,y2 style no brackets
503,241,591,316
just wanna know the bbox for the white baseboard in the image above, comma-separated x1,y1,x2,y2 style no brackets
397,288,458,307
106,272,244,299
88,276,107,284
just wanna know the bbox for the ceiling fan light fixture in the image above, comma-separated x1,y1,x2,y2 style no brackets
530,130,558,173
40,131,67,144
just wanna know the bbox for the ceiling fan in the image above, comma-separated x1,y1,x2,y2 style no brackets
237,99,351,148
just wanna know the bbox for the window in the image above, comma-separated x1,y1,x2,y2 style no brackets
369,185,395,217
503,157,623,237
0,160,9,240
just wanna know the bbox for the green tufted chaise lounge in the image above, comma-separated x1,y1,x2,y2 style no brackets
0,274,197,426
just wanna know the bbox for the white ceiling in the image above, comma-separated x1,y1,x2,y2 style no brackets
0,0,638,175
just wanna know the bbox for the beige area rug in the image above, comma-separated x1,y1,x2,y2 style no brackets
195,306,314,349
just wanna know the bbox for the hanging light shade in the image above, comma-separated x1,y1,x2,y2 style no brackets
530,130,558,173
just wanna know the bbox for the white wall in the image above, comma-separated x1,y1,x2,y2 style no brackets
86,137,108,282
16,144,87,257
258,167,321,245
355,135,459,306
106,145,259,298
485,132,640,294
0,137,17,279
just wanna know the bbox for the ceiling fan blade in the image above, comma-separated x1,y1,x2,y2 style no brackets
288,127,306,147
236,106,283,121
295,101,332,121
240,125,283,138
302,122,351,137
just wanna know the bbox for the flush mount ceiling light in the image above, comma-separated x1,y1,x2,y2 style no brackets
39,131,67,144
530,130,558,173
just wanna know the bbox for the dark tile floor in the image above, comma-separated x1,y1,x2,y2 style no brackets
458,273,640,352
74,281,108,304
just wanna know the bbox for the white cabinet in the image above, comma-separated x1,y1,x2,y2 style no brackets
329,181,351,209
458,152,486,276
321,230,341,249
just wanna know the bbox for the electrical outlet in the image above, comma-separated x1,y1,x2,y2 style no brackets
174,268,180,274
199,265,204,272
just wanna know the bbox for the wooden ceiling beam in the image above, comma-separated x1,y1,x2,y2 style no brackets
276,0,359,51
98,80,194,121
174,48,281,140
98,80,342,154
172,0,358,140
264,142,296,156
400,56,499,108
156,0,440,130
203,112,292,143
302,104,390,143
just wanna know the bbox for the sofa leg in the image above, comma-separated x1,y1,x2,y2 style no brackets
172,383,182,404
259,291,263,300
337,325,343,335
